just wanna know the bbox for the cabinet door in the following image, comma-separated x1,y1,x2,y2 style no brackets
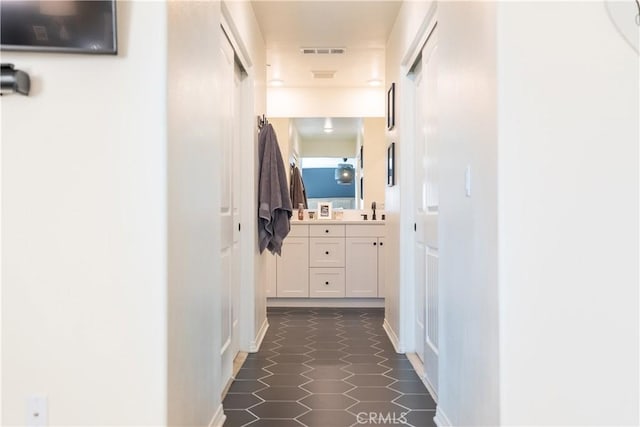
377,238,386,297
345,238,378,297
276,237,309,297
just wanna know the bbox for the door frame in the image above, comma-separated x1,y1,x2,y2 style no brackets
397,1,438,400
220,4,261,355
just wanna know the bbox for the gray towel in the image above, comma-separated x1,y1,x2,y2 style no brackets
290,165,308,209
258,124,292,255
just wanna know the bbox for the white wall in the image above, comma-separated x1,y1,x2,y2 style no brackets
300,137,357,158
362,118,387,210
167,1,224,425
437,2,500,425
497,2,639,425
1,2,168,425
268,87,385,117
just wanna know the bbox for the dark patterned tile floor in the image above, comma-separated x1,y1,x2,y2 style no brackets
223,308,436,427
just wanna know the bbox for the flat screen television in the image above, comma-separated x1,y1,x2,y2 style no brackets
1,1,117,54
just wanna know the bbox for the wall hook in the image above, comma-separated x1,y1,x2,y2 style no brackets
1,64,31,96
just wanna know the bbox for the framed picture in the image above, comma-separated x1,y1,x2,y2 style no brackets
387,142,395,187
318,202,333,219
387,82,395,130
360,177,364,200
359,145,364,169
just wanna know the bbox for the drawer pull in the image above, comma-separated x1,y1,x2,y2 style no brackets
325,281,329,285
325,251,329,255
325,229,329,233
379,242,384,246
373,242,377,246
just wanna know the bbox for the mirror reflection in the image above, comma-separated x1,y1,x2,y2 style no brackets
269,117,387,212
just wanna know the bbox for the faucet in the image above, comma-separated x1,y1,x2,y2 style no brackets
371,201,377,220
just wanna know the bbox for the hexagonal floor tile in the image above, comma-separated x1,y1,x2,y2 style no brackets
394,394,437,410
341,354,386,364
405,410,437,427
388,380,430,394
297,410,356,427
306,350,348,360
261,374,311,387
345,374,395,387
223,409,257,427
222,393,262,410
300,380,355,394
300,394,357,410
347,401,408,418
269,354,312,364
235,368,270,380
264,364,311,375
346,387,401,402
384,369,421,381
255,386,310,401
249,401,308,419
303,366,351,380
227,380,267,394
344,364,390,375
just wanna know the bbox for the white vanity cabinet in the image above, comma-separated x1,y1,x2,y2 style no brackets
276,225,309,297
272,221,385,302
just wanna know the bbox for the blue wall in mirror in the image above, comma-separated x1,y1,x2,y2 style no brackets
302,168,355,198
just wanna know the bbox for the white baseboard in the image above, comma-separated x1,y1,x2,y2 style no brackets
383,318,405,353
267,298,385,308
434,407,452,427
250,318,269,352
208,404,226,427
406,352,438,403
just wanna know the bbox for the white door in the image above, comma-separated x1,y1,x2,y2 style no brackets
220,31,240,387
414,28,439,393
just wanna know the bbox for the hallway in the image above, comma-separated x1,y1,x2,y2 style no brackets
223,308,436,426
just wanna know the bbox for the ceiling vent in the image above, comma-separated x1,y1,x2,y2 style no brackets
311,70,336,79
300,47,346,55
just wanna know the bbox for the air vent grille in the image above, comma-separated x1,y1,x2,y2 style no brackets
300,47,346,55
311,70,336,79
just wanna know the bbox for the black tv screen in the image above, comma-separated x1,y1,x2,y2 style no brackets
1,1,117,54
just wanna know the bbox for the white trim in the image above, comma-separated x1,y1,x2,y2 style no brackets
401,2,438,68
406,352,438,402
220,2,253,71
208,404,226,427
267,298,385,308
250,318,269,352
383,318,405,353
434,407,452,427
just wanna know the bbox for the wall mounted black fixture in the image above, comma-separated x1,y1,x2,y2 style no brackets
1,64,30,96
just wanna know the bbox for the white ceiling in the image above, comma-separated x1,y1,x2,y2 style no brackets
251,1,402,88
293,117,362,140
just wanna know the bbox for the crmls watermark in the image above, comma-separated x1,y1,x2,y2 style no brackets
356,411,409,425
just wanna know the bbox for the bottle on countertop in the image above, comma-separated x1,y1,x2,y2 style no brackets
298,203,304,220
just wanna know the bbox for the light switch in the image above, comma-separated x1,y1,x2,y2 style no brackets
27,395,47,426
465,165,471,197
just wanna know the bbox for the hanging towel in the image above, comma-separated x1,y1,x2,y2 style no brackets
258,123,292,255
290,165,308,209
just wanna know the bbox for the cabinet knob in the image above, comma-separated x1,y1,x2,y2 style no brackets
325,281,329,285
325,229,329,233
373,242,377,246
379,242,384,246
325,251,329,255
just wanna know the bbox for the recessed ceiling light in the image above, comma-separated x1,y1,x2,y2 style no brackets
368,79,382,87
323,127,334,133
269,79,284,87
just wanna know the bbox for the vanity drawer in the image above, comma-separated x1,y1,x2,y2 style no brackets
346,224,386,237
289,224,309,237
309,238,345,267
310,268,345,298
310,224,345,237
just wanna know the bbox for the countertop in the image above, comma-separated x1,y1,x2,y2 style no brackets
291,219,386,225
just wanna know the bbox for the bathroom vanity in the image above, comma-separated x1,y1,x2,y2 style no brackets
266,220,386,307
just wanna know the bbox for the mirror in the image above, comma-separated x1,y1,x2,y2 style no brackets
269,117,387,211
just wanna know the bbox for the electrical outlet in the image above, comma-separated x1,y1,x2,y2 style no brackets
27,395,47,426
